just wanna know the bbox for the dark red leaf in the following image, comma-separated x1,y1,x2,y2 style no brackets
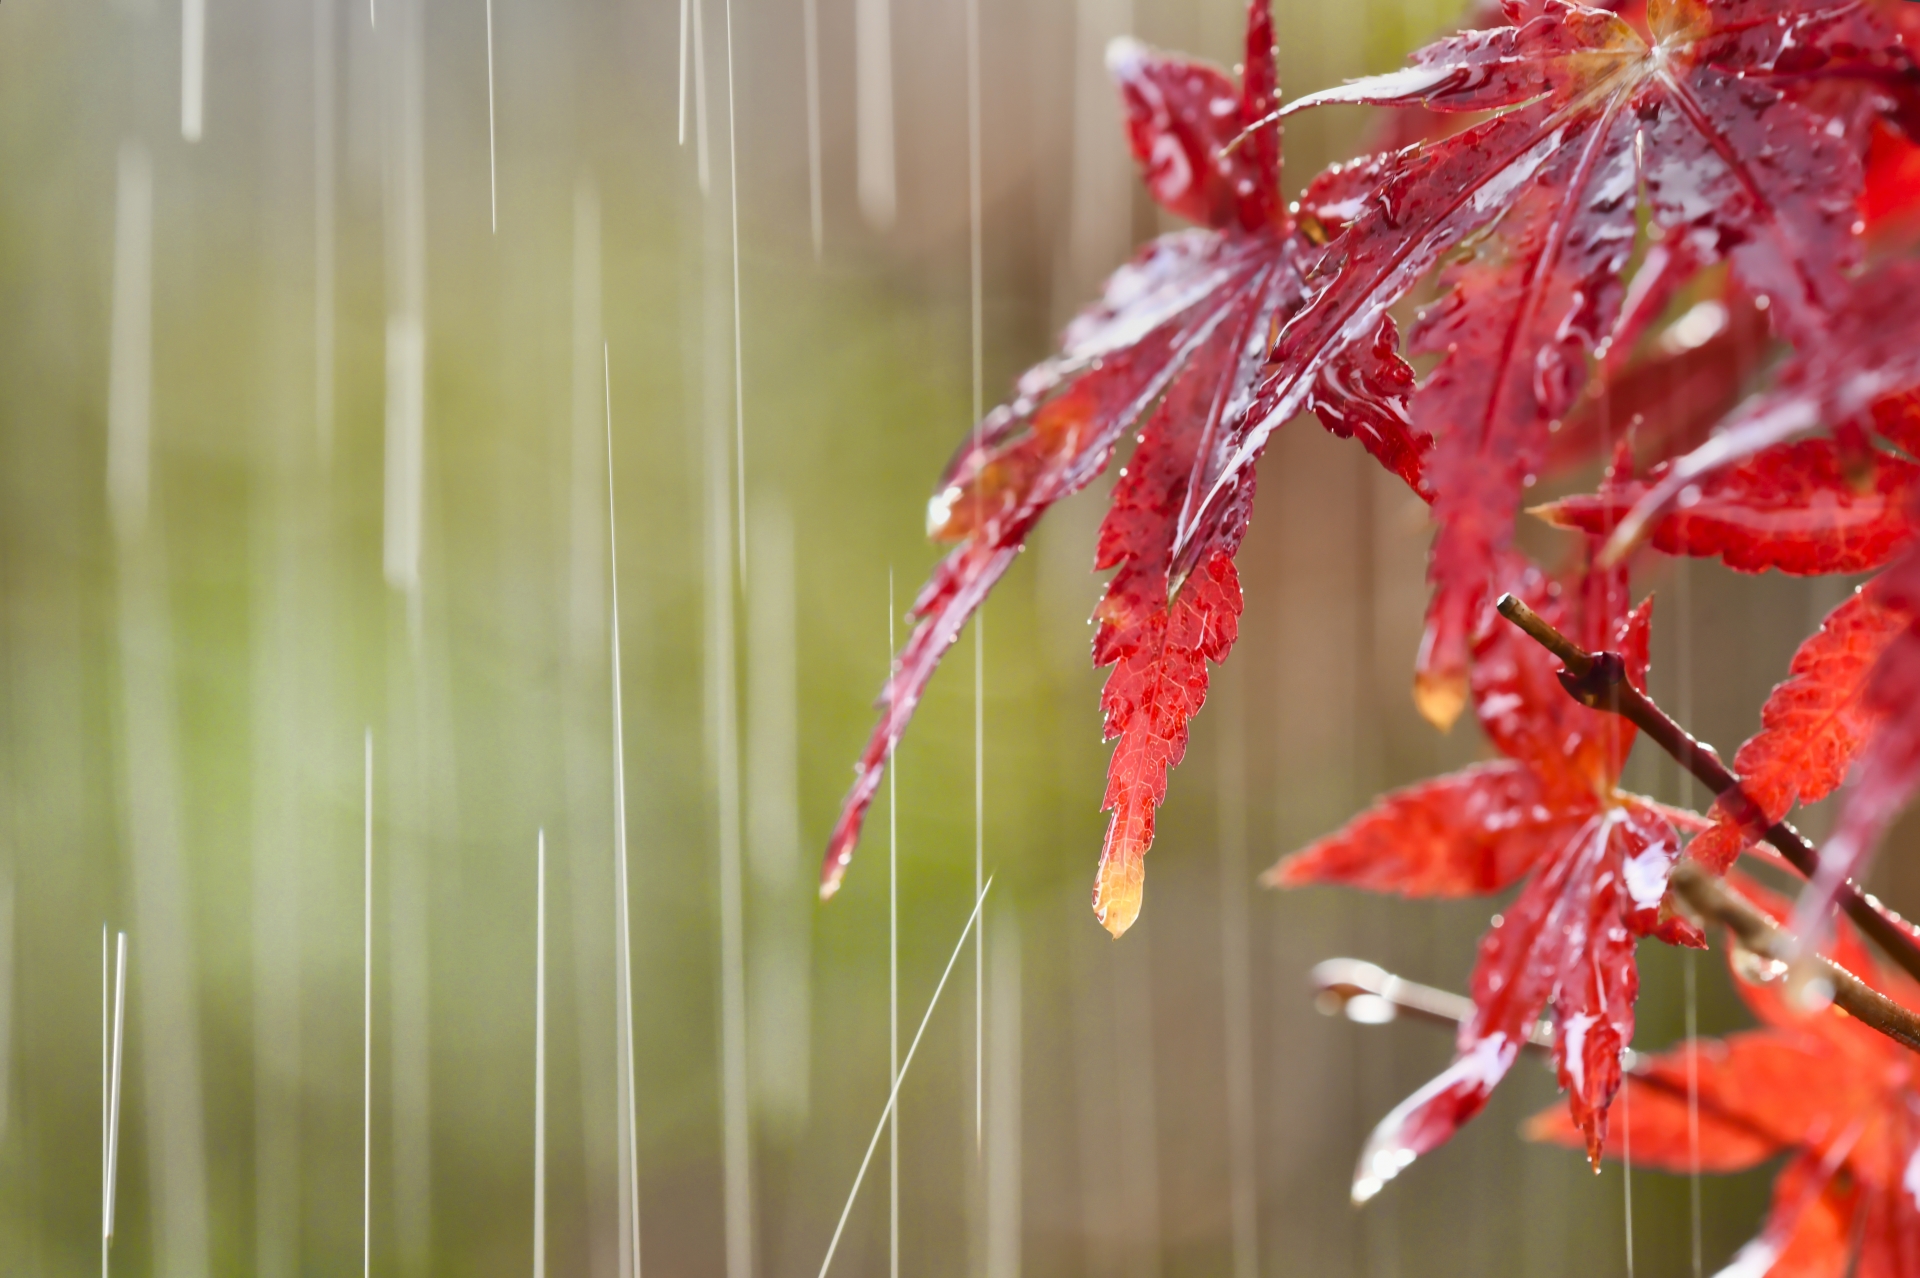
1544,285,1772,479
822,232,1276,898
1164,0,1879,725
1109,0,1280,233
1604,266,1920,562
1306,313,1430,498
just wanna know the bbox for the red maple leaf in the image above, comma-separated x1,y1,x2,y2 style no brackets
1793,534,1920,944
1537,439,1920,577
1270,561,1701,1194
1084,308,1261,936
1529,881,1920,1277
1677,585,1911,874
1164,0,1908,729
1543,276,1773,481
822,0,1427,933
1601,265,1920,563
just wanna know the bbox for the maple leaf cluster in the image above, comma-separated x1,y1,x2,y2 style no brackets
820,0,1425,937
829,0,1920,1256
1273,557,1707,1175
1530,881,1920,1275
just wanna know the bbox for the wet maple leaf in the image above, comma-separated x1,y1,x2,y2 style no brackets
1537,439,1920,576
1529,882,1920,1277
1676,586,1910,874
1603,264,1920,562
1084,299,1262,936
1164,0,1906,730
822,0,1427,934
1270,562,1702,1193
1543,280,1773,480
1792,536,1920,946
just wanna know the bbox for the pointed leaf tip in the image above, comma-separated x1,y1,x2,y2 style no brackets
1413,668,1467,731
1093,855,1144,937
1351,1037,1518,1203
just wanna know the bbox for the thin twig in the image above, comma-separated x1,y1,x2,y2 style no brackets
1309,953,1900,1141
1311,958,1553,1047
1494,593,1920,986
1667,860,1920,1053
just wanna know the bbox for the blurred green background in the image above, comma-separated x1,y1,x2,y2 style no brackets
0,0,1902,1272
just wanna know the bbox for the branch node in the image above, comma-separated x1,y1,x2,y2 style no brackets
1558,649,1628,711
1492,589,1920,989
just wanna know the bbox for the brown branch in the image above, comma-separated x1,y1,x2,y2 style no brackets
1668,860,1920,1053
1495,592,1920,987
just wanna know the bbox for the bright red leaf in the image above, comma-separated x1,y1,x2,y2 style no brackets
1679,587,1907,872
1273,564,1699,1192
1264,761,1569,897
1794,536,1920,947
1863,116,1920,250
1530,883,1920,1278
1537,439,1920,576
1086,293,1261,935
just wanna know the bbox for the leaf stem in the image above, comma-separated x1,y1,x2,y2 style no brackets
1310,957,1553,1048
1308,952,1894,1138
1494,592,1920,987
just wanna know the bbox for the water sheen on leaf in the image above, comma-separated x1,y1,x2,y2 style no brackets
1539,440,1920,577
823,0,1426,932
1604,265,1920,564
1167,0,1886,728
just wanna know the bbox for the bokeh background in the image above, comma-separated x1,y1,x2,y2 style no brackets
0,0,1906,1272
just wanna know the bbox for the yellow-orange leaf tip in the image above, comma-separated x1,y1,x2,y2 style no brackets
1413,667,1467,732
1092,856,1144,938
